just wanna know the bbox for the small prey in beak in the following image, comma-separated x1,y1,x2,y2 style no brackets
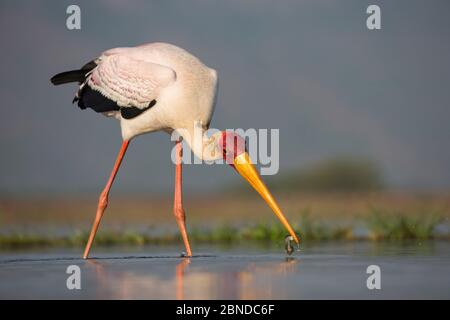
285,235,300,255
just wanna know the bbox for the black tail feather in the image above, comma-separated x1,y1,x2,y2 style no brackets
50,70,87,85
50,59,97,85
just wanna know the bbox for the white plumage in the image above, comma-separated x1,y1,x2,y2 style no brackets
89,54,176,109
51,42,300,259
87,43,218,152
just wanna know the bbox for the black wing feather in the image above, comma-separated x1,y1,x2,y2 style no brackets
77,86,120,112
51,59,156,118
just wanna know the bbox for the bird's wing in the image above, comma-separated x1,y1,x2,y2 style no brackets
88,54,176,109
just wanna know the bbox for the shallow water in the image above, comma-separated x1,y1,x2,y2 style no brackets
0,242,449,299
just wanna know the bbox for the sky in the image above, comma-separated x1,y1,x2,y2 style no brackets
0,0,449,196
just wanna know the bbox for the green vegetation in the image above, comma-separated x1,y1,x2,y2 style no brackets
1,210,447,249
0,230,176,249
365,207,444,241
266,157,383,193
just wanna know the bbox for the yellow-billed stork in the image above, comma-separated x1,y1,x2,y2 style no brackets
51,42,300,259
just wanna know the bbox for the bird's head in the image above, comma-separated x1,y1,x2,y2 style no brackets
214,131,300,246
217,131,247,166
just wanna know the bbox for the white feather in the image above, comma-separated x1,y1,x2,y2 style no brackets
85,42,219,160
88,54,176,109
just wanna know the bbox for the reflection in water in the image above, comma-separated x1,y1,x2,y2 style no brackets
237,257,299,299
176,258,190,300
86,256,299,299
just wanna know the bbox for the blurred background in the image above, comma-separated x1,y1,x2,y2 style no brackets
0,0,449,247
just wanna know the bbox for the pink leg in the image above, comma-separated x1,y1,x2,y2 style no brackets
83,140,130,259
173,140,193,257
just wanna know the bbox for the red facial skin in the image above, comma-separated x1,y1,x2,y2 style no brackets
218,131,247,167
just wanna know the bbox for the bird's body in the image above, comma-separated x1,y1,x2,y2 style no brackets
53,42,218,158
51,42,299,259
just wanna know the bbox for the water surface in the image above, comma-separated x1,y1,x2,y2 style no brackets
0,242,449,299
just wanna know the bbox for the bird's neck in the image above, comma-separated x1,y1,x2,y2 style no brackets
177,124,222,162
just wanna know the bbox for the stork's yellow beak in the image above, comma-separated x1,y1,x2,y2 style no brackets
233,152,300,245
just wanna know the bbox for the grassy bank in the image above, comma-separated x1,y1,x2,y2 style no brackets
1,209,448,249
